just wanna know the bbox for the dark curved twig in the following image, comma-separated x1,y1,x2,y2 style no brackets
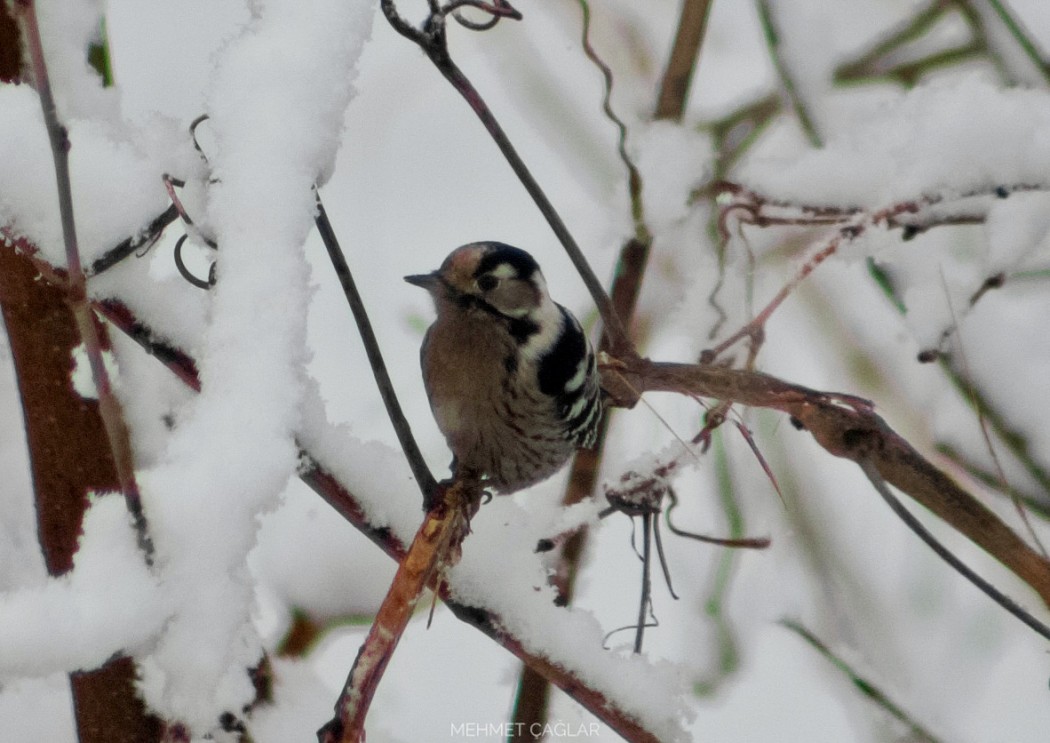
665,487,770,549
380,0,632,357
441,0,519,17
313,190,439,503
858,457,1050,642
450,10,499,31
444,0,520,30
190,114,211,158
602,472,768,654
173,234,213,290
88,203,179,277
577,0,649,245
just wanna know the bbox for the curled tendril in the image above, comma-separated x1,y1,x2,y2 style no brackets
190,114,211,160
665,488,770,549
382,0,520,40
601,609,659,651
173,234,215,290
442,0,521,30
450,10,500,31
162,118,221,290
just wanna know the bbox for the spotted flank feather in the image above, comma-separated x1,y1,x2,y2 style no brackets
537,306,601,447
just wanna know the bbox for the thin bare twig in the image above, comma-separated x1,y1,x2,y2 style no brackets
703,92,781,184
15,0,153,562
87,203,179,276
601,471,768,654
955,0,1032,85
704,222,848,362
708,182,1050,363
634,511,654,653
937,271,1047,558
853,217,1050,507
314,191,439,502
577,0,650,245
380,0,633,357
857,457,1050,641
833,0,1049,88
833,0,988,87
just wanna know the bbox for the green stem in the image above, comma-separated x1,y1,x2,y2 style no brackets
780,619,946,743
986,0,1050,83
756,0,822,147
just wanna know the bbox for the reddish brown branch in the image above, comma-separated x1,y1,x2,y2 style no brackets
1,9,163,738
708,181,1050,364
606,357,1050,609
319,478,482,743
0,242,165,742
14,0,153,561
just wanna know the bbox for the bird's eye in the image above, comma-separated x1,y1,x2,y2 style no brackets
476,274,499,292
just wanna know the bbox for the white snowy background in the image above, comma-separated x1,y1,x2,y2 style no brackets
2,0,1050,741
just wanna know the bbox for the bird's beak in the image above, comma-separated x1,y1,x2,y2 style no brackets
404,271,441,291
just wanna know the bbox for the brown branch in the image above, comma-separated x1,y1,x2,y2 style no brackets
654,0,713,121
445,599,665,743
318,477,483,743
14,0,153,562
302,456,669,743
606,356,1050,611
513,0,680,717
937,443,1050,520
0,241,166,743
